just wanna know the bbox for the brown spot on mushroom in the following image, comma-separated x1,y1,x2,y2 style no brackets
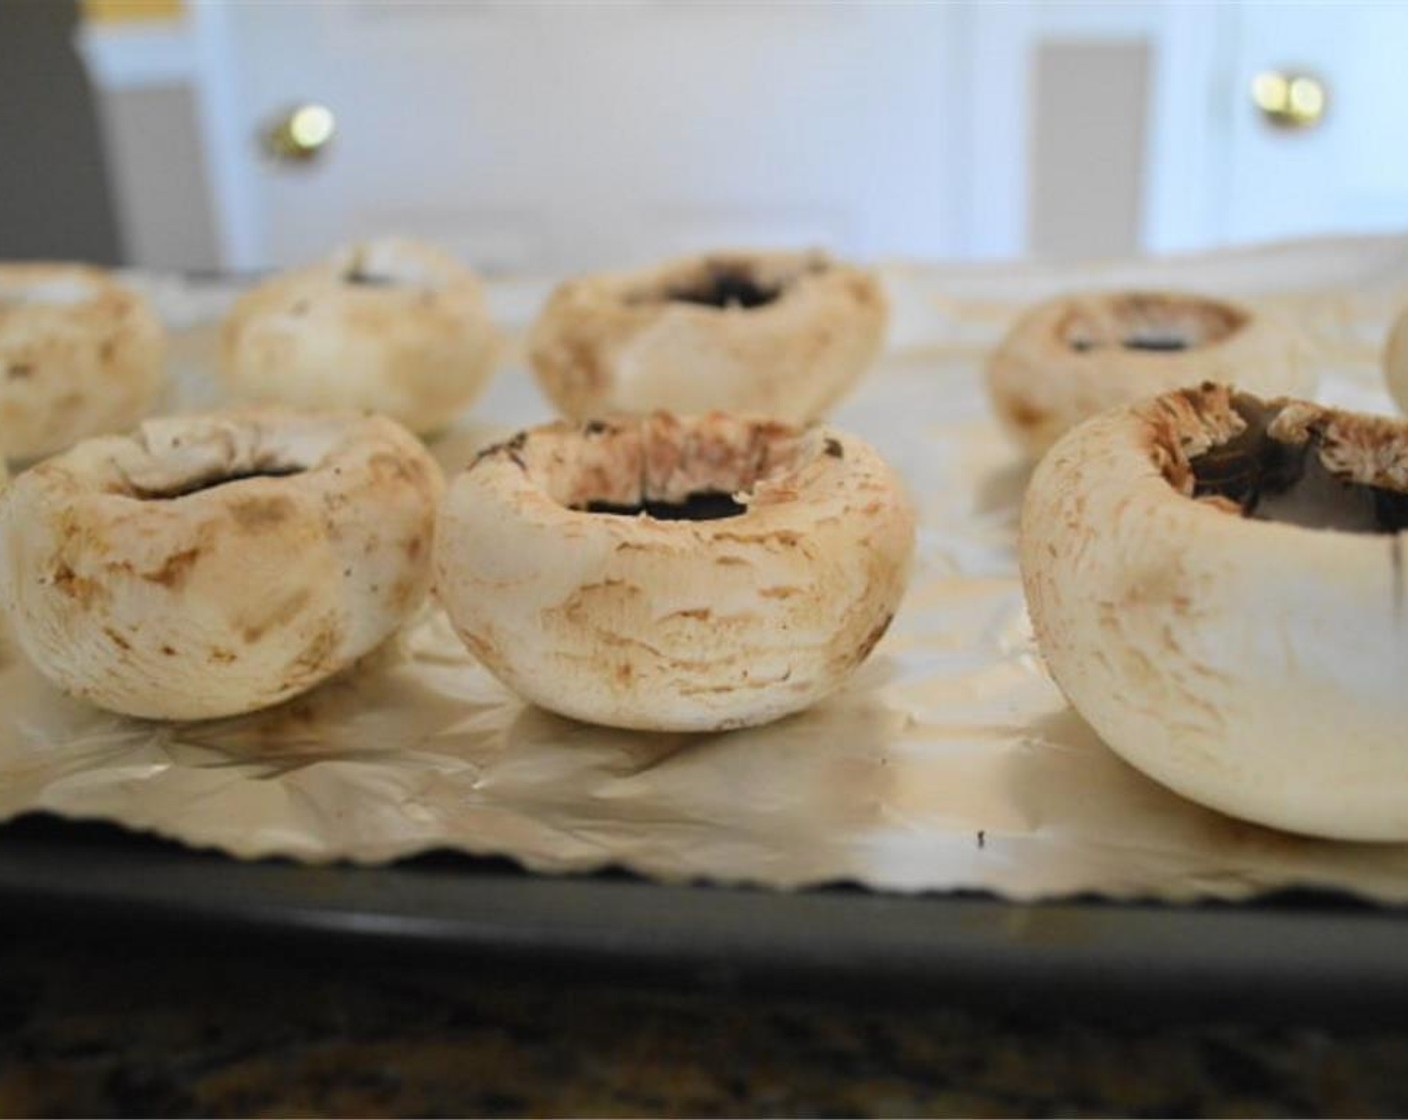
142,547,201,589
1120,560,1187,611
759,585,801,599
368,451,420,486
824,437,844,459
239,587,312,643
562,336,609,395
457,629,496,665
389,574,421,612
229,495,295,533
51,562,106,609
668,607,712,621
680,681,743,696
855,612,895,663
52,562,76,593
210,647,237,665
287,618,341,679
161,645,177,657
1008,400,1046,429
471,429,530,469
6,363,32,381
103,627,131,651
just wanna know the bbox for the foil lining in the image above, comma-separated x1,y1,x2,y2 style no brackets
5,236,1408,902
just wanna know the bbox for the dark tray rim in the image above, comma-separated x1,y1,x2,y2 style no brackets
1,812,1403,1023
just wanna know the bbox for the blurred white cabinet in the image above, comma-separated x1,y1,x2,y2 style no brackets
966,1,1225,258
971,1,1408,258
1222,4,1408,246
189,2,967,273
82,1,1407,271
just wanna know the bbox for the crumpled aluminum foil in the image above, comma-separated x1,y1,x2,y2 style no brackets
6,235,1408,902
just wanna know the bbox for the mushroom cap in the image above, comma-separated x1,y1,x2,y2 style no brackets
0,409,444,720
0,263,166,461
221,238,500,434
1020,382,1408,839
434,412,915,732
1384,304,1408,415
988,290,1314,458
527,250,887,423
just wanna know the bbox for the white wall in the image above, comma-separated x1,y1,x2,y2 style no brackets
76,2,1408,273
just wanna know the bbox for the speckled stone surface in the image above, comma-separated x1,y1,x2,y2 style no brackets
1,933,1407,1118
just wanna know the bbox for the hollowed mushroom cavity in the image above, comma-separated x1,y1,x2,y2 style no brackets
1062,294,1247,355
132,465,307,501
665,268,782,310
343,268,398,287
516,417,807,522
342,251,401,288
640,255,831,311
1123,335,1189,353
339,243,438,288
584,492,746,521
1179,392,1408,534
118,417,331,503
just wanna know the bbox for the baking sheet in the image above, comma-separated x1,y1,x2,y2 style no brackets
6,815,1407,1026
5,235,1408,903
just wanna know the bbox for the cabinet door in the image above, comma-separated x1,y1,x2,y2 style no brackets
191,1,965,273
964,0,1231,259
1222,4,1408,246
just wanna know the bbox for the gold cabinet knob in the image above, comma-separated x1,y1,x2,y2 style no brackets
1251,71,1327,130
262,103,337,163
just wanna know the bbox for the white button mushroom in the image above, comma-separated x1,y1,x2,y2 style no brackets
527,251,887,423
221,238,500,435
0,409,444,720
435,413,916,732
1020,382,1408,839
987,291,1313,458
0,263,166,462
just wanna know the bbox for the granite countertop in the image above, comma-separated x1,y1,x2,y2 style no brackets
2,930,1406,1118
